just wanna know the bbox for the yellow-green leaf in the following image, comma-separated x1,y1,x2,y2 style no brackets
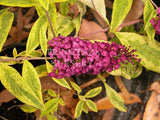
20,105,38,113
22,61,44,109
46,60,54,72
48,89,57,97
110,0,133,32
70,81,81,94
0,0,39,7
85,87,102,98
18,50,43,57
79,0,108,24
73,14,82,36
46,60,71,89
35,64,47,78
86,99,97,112
144,0,156,43
60,2,69,16
54,14,75,36
0,8,14,52
39,0,49,10
40,98,59,117
36,3,56,39
0,56,17,65
26,16,47,56
0,63,43,109
115,32,160,73
40,22,48,56
77,1,86,16
46,114,57,120
75,100,84,118
58,98,65,106
12,48,18,58
52,77,71,89
103,82,126,112
82,102,88,113
0,0,69,7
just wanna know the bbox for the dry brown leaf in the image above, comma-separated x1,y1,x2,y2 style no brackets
91,10,108,28
102,108,115,120
40,76,66,91
59,105,75,120
17,7,23,43
4,7,35,47
143,91,160,120
23,7,35,25
34,110,48,120
153,109,160,120
149,81,160,94
105,0,113,9
114,76,129,94
0,89,15,106
69,3,79,18
132,112,141,120
124,0,144,23
96,93,142,110
79,19,108,40
117,0,144,32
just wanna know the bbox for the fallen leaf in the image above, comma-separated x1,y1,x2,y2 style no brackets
114,76,129,94
124,0,144,23
0,89,15,106
23,7,35,25
79,19,108,40
96,93,141,110
132,112,141,120
102,108,115,120
4,7,35,47
91,10,108,28
149,81,160,94
105,0,113,9
34,110,48,120
69,3,79,18
17,7,23,43
143,91,160,120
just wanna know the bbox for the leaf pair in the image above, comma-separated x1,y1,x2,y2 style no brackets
0,61,44,109
74,87,102,118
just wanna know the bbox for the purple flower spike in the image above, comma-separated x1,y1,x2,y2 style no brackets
150,7,160,35
47,36,140,79
157,7,160,14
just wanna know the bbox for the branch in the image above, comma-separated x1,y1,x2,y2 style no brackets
150,0,158,9
0,57,53,62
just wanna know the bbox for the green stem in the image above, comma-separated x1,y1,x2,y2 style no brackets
45,9,56,37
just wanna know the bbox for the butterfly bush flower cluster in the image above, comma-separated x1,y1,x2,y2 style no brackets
47,36,140,79
150,8,160,35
